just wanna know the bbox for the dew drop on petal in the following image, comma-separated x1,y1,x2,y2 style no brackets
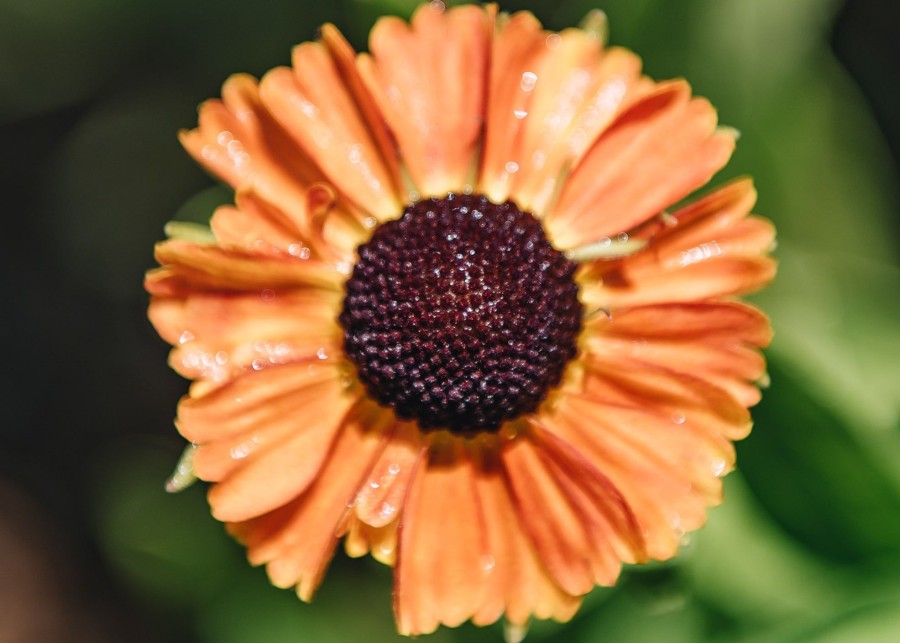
260,289,275,302
316,347,328,360
505,161,519,174
520,71,537,93
379,502,396,519
178,330,195,344
216,130,233,146
230,436,259,460
251,359,266,371
387,462,401,476
545,33,562,49
672,411,686,425
711,458,727,477
480,554,496,573
513,109,528,120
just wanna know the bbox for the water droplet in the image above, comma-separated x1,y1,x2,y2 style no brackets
672,411,686,425
216,130,233,146
251,359,266,371
369,480,380,489
379,502,396,518
230,437,259,460
513,109,528,119
348,143,363,164
200,145,215,160
545,33,562,49
617,232,629,243
178,330,195,344
387,463,401,476
364,216,378,229
316,347,328,360
260,289,275,302
480,554,496,573
504,161,519,174
711,459,727,477
520,71,537,93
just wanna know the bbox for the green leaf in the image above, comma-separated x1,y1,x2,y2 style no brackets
740,357,900,562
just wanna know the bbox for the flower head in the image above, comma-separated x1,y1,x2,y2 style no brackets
147,2,775,636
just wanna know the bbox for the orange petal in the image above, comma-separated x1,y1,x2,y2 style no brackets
536,393,735,560
394,434,489,635
174,362,356,522
146,239,341,295
478,11,548,203
581,353,752,441
584,301,771,405
259,58,401,220
360,3,491,196
502,430,644,597
480,14,644,213
353,420,424,529
319,23,404,203
176,359,347,443
578,180,776,309
469,443,581,627
547,81,735,247
149,283,342,381
229,400,390,599
210,189,366,263
179,74,332,234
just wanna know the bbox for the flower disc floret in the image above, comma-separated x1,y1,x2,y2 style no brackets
340,194,582,433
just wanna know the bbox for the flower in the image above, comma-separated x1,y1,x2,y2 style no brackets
146,2,776,637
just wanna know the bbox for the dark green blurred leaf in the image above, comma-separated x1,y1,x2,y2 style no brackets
683,474,844,629
740,357,900,562
91,441,240,607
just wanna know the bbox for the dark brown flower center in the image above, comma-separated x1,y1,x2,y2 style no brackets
339,193,582,434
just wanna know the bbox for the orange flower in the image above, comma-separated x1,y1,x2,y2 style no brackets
146,2,775,637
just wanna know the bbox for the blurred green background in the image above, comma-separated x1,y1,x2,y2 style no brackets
2,0,898,641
